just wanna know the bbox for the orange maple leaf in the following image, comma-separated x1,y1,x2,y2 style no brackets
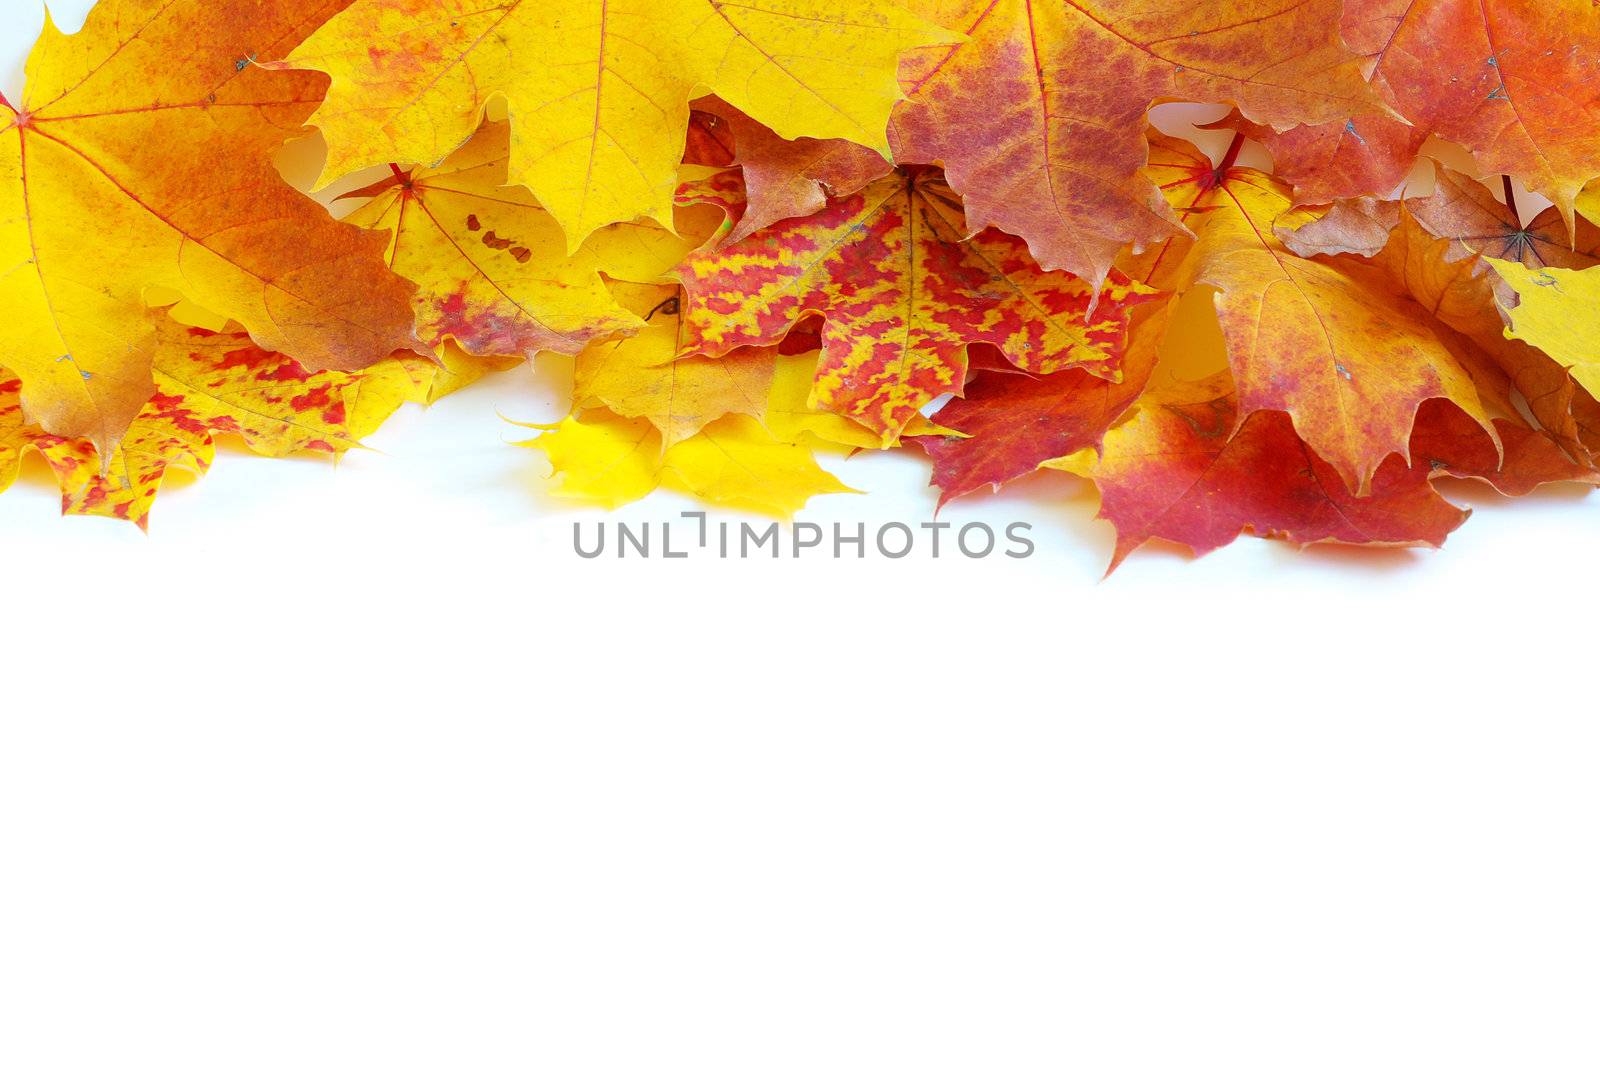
1123,133,1493,494
890,0,1380,286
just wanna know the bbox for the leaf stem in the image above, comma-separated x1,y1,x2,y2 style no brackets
1214,131,1246,184
1502,175,1521,228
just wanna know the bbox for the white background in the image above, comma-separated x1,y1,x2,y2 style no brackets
3,4,1598,1069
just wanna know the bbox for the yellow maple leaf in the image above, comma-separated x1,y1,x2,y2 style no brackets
1489,260,1600,406
582,165,741,286
342,120,640,360
287,0,956,248
523,409,852,516
1,0,420,451
574,283,775,448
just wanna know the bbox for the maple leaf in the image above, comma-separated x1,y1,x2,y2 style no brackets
678,169,1161,442
1489,261,1600,408
1411,400,1599,497
1282,168,1600,268
341,120,640,360
1204,110,1428,207
1124,133,1492,494
919,304,1164,507
0,314,441,529
693,98,893,244
524,409,852,516
342,342,518,437
0,0,419,451
684,110,737,167
889,0,1379,286
763,350,948,449
1280,168,1600,461
1345,0,1600,228
1081,373,1468,572
573,282,776,447
287,0,956,249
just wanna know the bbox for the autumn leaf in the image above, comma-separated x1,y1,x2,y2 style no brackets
288,0,956,248
1411,399,1598,497
678,169,1161,442
1280,167,1600,461
0,372,35,500
693,98,893,244
919,304,1164,508
1081,373,1469,572
1124,133,1492,494
1204,110,1427,207
0,314,448,529
573,282,776,448
1,0,419,451
1489,260,1600,407
341,120,639,360
1349,0,1600,228
1230,1,1600,215
889,0,1379,285
762,350,947,449
1282,167,1600,268
524,409,852,516
342,342,519,437
684,109,737,167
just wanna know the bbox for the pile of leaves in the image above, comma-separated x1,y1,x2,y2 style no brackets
4,0,1599,568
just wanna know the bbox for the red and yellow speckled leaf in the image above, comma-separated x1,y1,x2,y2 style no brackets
1088,373,1469,572
574,283,776,448
693,98,894,244
762,350,948,449
678,169,1162,442
1349,0,1600,228
889,0,1379,286
920,304,1164,508
0,315,486,529
342,342,520,439
1124,133,1492,494
342,120,640,360
0,0,420,452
